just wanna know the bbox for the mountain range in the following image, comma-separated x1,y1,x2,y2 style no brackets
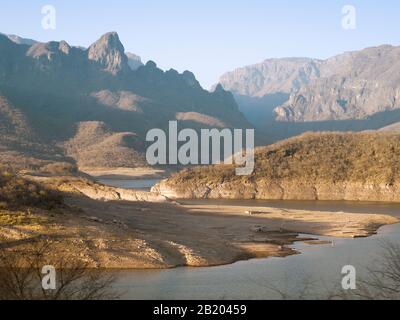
2,31,400,171
0,32,249,170
218,45,400,140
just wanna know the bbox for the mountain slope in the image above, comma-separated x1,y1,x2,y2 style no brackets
62,121,146,168
218,57,321,97
277,45,400,122
0,32,250,170
218,45,400,137
154,131,400,202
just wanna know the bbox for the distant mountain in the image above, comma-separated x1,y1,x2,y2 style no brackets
218,57,321,98
126,52,143,70
276,45,400,122
0,32,250,170
218,45,400,140
4,34,37,46
217,58,321,128
2,32,143,71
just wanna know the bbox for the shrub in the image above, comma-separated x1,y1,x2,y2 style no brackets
0,172,63,210
40,162,78,175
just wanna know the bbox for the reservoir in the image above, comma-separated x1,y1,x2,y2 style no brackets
101,178,400,299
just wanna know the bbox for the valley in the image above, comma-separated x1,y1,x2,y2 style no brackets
1,29,400,300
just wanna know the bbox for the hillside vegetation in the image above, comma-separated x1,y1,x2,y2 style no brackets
0,171,62,210
155,132,400,202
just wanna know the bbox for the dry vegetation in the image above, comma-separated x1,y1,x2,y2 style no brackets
0,241,118,300
0,171,63,210
165,131,400,192
62,121,146,168
254,131,400,183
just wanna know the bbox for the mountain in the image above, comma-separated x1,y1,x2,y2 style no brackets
218,57,321,97
126,52,143,70
0,32,250,171
276,45,400,122
154,131,400,202
87,32,130,75
2,32,143,70
218,45,400,140
217,58,321,128
4,34,37,46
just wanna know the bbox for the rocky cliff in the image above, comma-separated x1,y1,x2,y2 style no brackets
218,45,400,131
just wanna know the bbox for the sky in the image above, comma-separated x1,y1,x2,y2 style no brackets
0,0,399,89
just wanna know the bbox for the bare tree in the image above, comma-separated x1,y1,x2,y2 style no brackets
0,240,119,300
340,241,400,300
244,241,400,300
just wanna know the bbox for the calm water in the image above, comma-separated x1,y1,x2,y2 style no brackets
101,179,400,300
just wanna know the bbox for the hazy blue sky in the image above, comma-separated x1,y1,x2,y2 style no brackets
1,0,399,88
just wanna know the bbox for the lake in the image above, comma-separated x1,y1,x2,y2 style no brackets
100,178,400,299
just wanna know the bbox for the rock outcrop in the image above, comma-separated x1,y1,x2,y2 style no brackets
57,177,169,202
87,32,130,75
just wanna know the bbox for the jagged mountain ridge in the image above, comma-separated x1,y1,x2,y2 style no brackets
1,32,143,72
0,32,250,170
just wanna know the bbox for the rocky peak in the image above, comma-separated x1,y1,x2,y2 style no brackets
0,33,17,49
26,41,72,60
145,60,157,69
126,52,143,70
58,41,71,55
213,83,225,93
6,34,37,46
87,32,129,75
182,70,200,88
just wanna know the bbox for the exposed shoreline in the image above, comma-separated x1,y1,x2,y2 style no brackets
2,172,398,270
81,167,173,181
52,179,400,269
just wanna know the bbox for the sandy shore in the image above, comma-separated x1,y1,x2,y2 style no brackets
2,174,398,269
58,194,398,269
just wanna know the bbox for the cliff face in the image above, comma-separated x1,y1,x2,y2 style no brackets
218,58,321,97
155,179,400,202
276,46,400,122
153,132,400,202
218,45,400,130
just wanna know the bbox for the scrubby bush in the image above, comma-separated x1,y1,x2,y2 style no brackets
40,162,78,175
167,132,400,187
0,172,63,210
